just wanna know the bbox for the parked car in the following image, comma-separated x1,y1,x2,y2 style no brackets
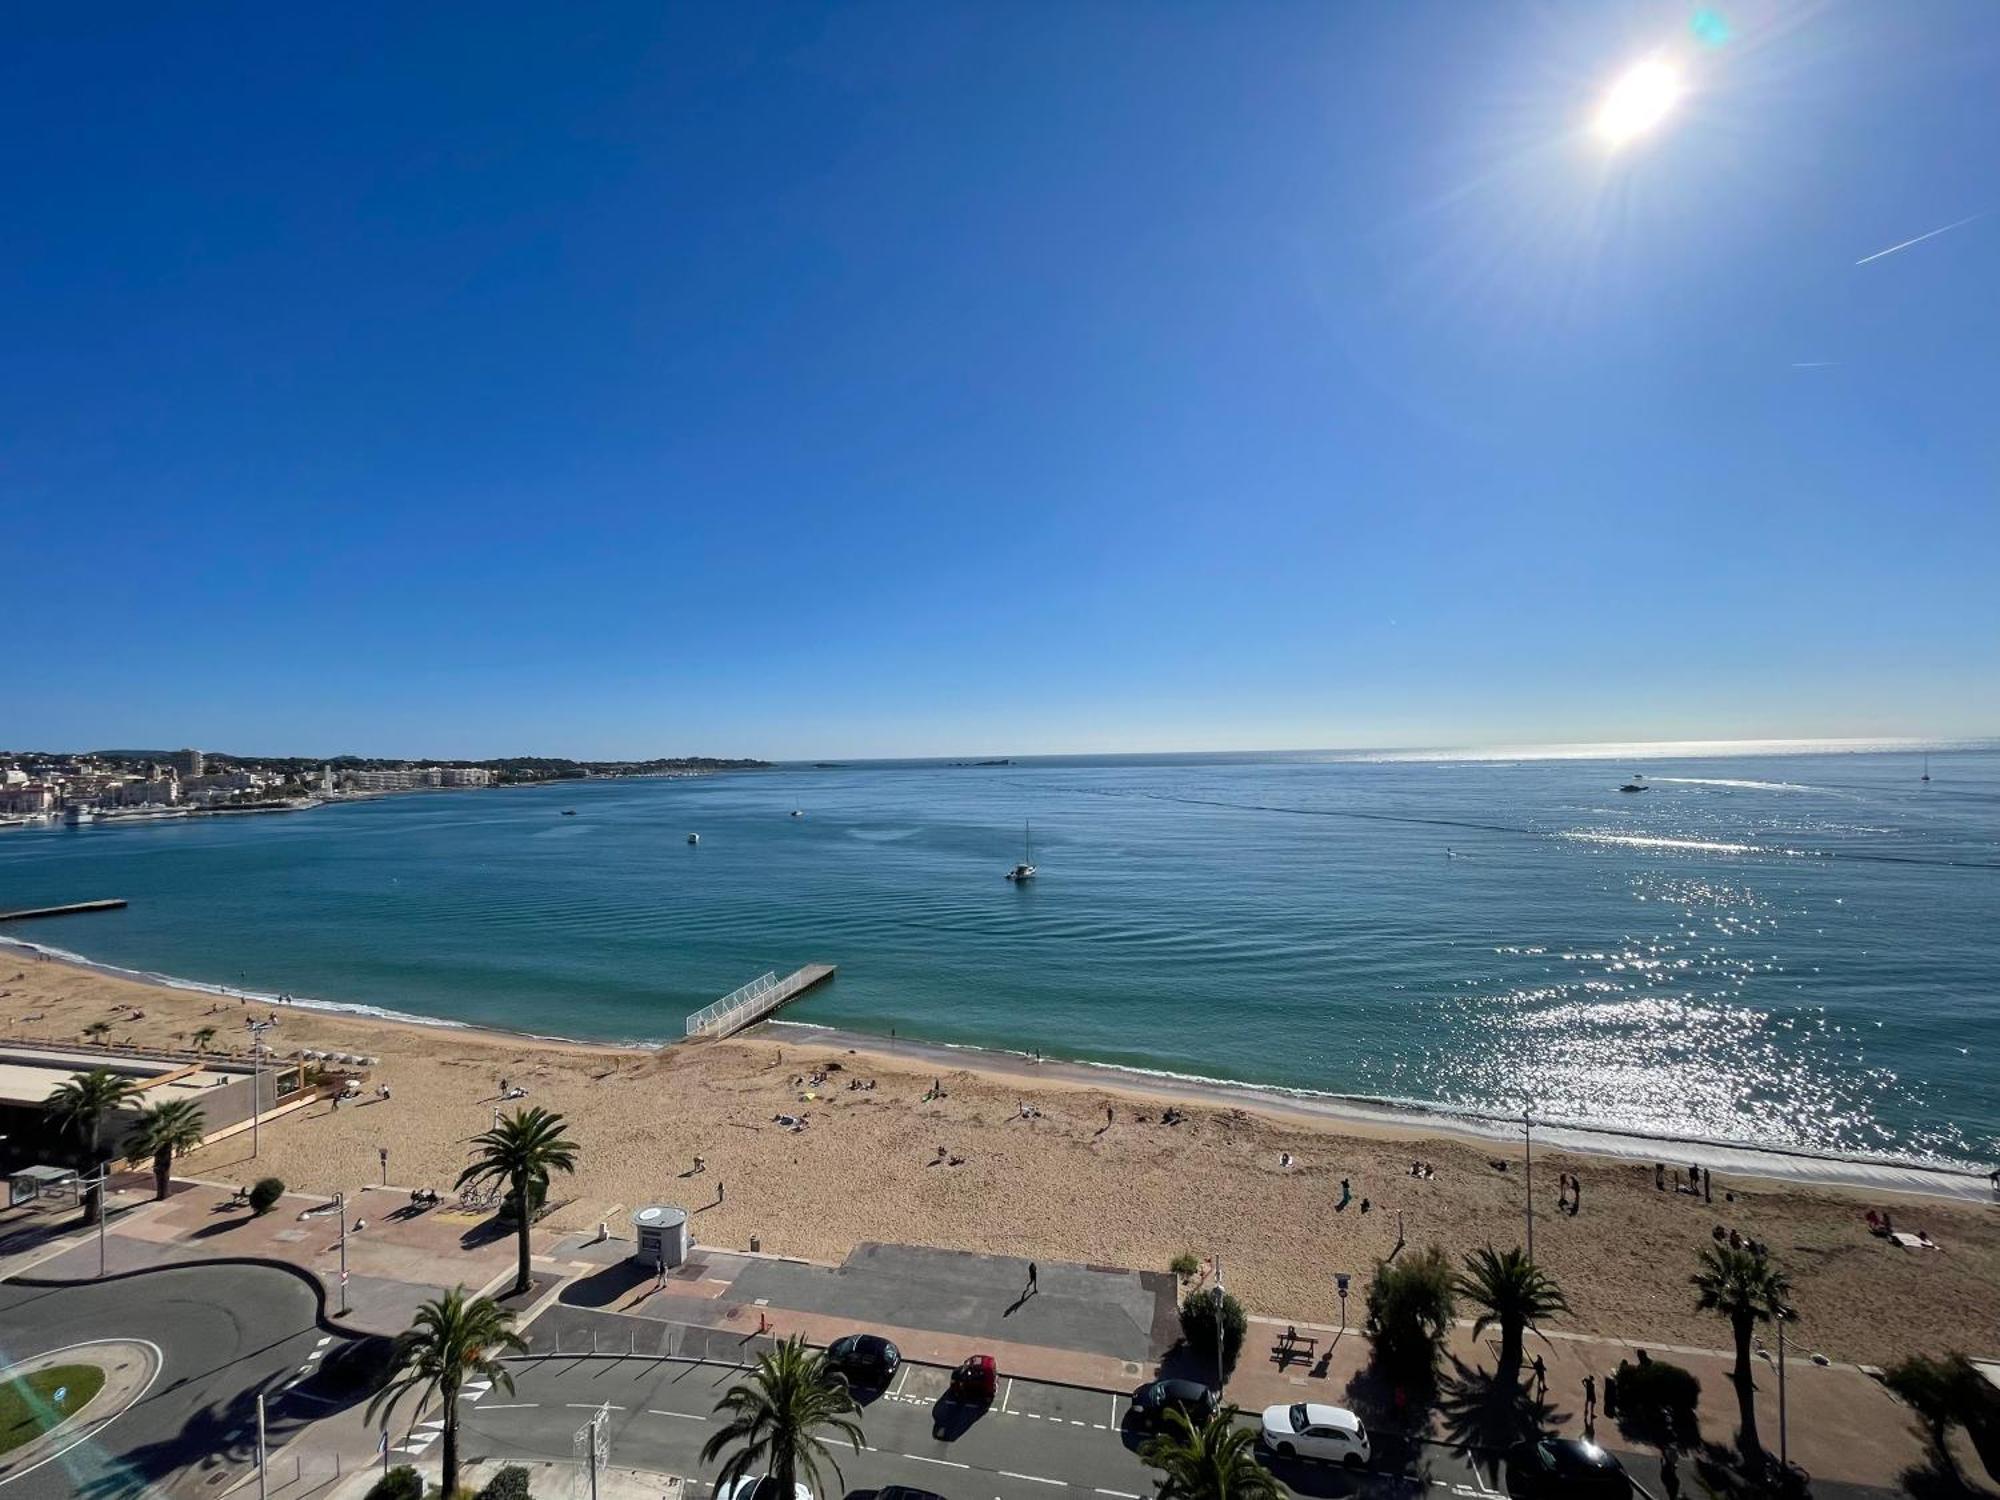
1258,1402,1370,1465
1505,1438,1633,1500
716,1478,812,1500
825,1333,902,1387
1130,1378,1220,1430
948,1354,998,1404
878,1487,951,1500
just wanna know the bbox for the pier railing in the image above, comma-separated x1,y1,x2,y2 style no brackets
686,972,780,1039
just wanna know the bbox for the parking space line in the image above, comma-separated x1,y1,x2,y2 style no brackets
1002,1377,1014,1413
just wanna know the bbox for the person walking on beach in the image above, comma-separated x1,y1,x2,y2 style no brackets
717,1180,725,1205
1655,1161,1665,1191
1702,1167,1712,1203
1571,1171,1581,1215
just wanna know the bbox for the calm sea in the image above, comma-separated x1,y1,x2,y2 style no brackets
3,746,1995,1167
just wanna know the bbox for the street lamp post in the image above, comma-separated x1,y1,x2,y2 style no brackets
335,1191,350,1316
1210,1280,1227,1393
95,1162,110,1276
1777,1310,1790,1472
1523,1107,1535,1265
256,1391,268,1500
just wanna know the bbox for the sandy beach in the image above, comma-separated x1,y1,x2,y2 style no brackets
3,945,1995,1368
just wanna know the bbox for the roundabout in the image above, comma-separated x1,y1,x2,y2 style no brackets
0,1341,160,1485
0,1262,367,1498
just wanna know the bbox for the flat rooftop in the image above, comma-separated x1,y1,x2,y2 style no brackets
0,1044,253,1111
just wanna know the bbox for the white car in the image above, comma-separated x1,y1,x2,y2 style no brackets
1259,1401,1370,1465
716,1479,812,1500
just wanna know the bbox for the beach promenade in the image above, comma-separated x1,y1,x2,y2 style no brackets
3,1169,1985,1500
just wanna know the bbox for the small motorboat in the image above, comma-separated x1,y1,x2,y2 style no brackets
687,833,700,845
1618,781,1648,793
560,809,576,816
790,809,804,818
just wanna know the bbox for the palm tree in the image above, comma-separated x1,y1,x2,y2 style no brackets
126,1098,207,1200
701,1336,865,1497
191,1026,217,1052
45,1068,140,1224
82,1020,112,1044
1139,1405,1281,1500
366,1289,525,1497
456,1106,580,1294
1455,1245,1570,1377
1691,1243,1792,1465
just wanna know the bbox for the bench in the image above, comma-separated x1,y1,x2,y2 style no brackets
1272,1325,1318,1367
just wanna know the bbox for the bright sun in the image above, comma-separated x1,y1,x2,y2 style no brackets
1594,58,1684,147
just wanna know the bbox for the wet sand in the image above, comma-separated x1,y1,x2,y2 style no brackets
3,947,1995,1366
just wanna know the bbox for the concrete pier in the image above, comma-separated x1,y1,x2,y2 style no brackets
685,963,836,1040
0,898,128,923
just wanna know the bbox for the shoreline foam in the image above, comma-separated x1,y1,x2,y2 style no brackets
7,932,1990,1199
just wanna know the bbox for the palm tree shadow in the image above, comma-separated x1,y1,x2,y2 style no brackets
1437,1355,1563,1456
70,1366,304,1500
1342,1362,1439,1478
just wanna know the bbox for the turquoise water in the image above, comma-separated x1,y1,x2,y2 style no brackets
3,748,1996,1167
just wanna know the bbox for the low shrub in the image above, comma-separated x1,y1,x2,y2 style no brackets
1613,1356,1701,1447
364,1466,422,1500
477,1465,534,1500
248,1177,285,1215
1169,1251,1201,1280
1178,1287,1247,1378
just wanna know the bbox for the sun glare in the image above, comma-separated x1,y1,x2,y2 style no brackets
1594,58,1684,148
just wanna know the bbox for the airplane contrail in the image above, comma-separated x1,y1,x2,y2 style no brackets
1790,360,1835,369
1855,213,1981,266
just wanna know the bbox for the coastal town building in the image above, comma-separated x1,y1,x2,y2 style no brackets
340,765,493,791
104,774,180,807
0,781,57,816
169,748,204,777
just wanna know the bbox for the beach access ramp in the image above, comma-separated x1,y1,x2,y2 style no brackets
685,964,836,1040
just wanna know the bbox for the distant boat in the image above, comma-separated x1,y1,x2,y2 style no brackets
687,832,700,845
1921,755,1931,783
790,809,804,818
561,809,576,816
63,805,96,825
1006,822,1037,882
1618,777,1648,793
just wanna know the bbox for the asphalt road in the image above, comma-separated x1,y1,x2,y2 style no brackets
457,1354,1609,1500
0,1264,368,1500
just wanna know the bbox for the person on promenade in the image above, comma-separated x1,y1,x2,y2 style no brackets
1026,1261,1039,1297
1583,1373,1596,1425
1531,1354,1547,1399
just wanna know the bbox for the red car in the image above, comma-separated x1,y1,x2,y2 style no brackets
948,1354,998,1404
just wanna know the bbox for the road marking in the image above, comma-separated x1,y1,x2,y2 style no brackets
1096,1490,1140,1498
1108,1393,1118,1426
565,1403,628,1411
314,1336,333,1348
1001,1377,1014,1413
1068,1419,1085,1426
647,1409,705,1421
889,1365,911,1399
478,1403,539,1411
999,1472,1065,1486
903,1455,971,1469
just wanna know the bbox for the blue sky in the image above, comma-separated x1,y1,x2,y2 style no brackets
5,3,1995,760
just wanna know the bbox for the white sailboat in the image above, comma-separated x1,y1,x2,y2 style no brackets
1006,822,1037,882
